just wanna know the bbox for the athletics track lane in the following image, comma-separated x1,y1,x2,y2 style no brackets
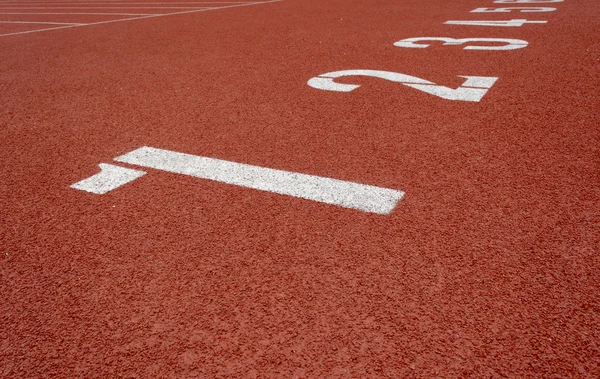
1,0,598,376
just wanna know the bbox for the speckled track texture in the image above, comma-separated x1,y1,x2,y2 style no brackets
1,0,599,377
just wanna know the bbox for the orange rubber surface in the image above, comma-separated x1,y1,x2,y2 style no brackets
1,0,599,377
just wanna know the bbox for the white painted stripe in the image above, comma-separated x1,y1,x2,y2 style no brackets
0,2,254,3
0,0,281,37
114,146,404,214
444,19,547,27
0,12,156,15
71,163,146,194
0,20,85,24
0,6,216,8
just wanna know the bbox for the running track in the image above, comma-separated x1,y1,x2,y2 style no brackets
1,0,598,377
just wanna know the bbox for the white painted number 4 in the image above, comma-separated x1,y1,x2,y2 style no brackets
307,70,498,102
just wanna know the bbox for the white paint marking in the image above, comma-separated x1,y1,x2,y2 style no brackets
0,20,85,24
0,2,255,3
308,70,498,102
459,76,499,88
471,7,556,12
494,0,562,3
394,37,528,51
444,19,547,27
112,146,404,214
0,12,156,15
0,0,281,37
71,163,146,195
0,6,224,9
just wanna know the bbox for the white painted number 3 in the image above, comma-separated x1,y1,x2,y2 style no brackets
307,70,498,102
394,37,528,51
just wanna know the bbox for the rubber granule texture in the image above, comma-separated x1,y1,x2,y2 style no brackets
1,0,599,377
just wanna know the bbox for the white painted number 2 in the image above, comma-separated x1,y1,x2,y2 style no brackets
307,70,498,102
394,37,528,50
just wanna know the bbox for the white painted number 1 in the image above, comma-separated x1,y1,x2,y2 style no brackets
71,147,404,215
307,70,498,102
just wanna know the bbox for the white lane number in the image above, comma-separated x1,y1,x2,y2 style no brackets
445,19,547,27
472,7,556,12
307,70,498,102
394,37,528,50
494,0,562,3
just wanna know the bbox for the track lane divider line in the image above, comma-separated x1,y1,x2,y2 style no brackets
0,12,157,15
0,0,281,37
0,20,86,24
0,6,240,9
0,1,258,3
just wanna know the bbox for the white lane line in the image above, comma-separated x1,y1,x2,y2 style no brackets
0,12,156,15
0,2,255,3
113,146,405,215
0,26,73,34
0,20,85,24
0,0,281,37
0,6,223,8
71,163,147,195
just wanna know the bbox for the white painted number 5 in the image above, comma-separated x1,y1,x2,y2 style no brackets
307,70,498,102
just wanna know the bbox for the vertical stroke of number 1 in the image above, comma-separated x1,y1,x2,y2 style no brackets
71,147,405,215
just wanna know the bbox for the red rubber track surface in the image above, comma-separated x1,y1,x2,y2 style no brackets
1,0,599,377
